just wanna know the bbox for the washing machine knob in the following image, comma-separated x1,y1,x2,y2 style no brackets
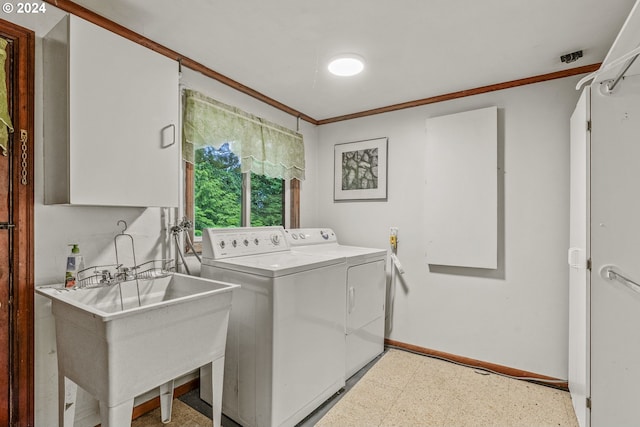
232,239,238,248
320,230,329,240
271,234,281,245
243,239,249,246
219,240,226,249
254,238,260,245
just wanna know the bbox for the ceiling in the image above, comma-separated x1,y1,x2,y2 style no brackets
52,0,638,121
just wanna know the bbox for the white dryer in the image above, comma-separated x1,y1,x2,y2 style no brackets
200,226,346,427
284,228,387,378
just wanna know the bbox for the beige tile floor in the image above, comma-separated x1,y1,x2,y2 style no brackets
131,348,579,427
131,399,212,427
316,349,579,427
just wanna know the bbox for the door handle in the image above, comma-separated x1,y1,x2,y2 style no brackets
348,286,355,314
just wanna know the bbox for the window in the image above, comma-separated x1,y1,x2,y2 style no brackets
182,89,304,244
192,143,284,236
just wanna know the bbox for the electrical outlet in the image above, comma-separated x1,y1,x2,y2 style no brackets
389,227,398,250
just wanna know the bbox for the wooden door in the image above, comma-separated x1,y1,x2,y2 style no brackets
0,18,34,427
0,32,10,426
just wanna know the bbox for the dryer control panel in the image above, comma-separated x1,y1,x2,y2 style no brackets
284,228,338,246
202,226,289,260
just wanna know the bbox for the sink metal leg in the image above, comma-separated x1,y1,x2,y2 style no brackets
159,379,175,423
99,398,134,427
58,376,77,427
210,357,224,427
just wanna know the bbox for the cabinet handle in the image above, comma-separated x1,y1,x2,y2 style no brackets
161,124,176,148
348,286,355,313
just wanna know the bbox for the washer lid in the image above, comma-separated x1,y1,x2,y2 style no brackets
291,244,387,264
207,251,345,277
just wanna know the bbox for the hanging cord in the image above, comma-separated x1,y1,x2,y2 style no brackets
176,217,200,262
171,217,201,275
182,220,201,262
173,232,190,275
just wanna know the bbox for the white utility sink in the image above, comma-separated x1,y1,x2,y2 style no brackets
37,273,239,427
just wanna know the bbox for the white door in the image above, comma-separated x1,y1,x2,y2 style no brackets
590,82,640,426
568,88,590,427
346,260,386,333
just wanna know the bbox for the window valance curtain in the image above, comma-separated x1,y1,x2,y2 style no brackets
183,89,305,181
0,38,13,157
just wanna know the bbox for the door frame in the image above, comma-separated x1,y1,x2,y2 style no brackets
0,18,35,427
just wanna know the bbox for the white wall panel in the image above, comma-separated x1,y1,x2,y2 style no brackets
425,107,497,268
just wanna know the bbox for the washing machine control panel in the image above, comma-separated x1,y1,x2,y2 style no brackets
202,226,289,259
284,228,338,246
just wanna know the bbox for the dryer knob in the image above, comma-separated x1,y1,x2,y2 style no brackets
271,234,281,245
219,240,226,249
232,239,238,248
243,239,249,246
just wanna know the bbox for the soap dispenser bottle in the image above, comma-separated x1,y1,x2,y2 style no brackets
65,244,85,288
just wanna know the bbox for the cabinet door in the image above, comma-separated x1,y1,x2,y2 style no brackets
568,88,590,427
590,84,640,426
69,15,179,207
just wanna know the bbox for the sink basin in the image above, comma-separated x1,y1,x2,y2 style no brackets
37,273,239,427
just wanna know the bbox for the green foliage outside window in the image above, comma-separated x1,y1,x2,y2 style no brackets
251,173,283,227
194,144,283,236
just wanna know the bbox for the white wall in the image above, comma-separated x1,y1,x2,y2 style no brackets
6,9,319,425
316,77,581,379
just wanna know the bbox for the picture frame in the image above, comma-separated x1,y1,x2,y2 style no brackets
334,137,388,201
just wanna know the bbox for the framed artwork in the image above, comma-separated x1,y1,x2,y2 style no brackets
334,137,388,201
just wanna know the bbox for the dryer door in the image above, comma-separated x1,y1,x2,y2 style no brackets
346,259,386,332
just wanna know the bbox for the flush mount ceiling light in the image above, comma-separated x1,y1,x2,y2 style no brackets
328,54,365,77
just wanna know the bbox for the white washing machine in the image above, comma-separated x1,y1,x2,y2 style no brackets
200,226,346,427
284,228,387,378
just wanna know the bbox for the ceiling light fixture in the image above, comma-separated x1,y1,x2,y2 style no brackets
328,54,365,77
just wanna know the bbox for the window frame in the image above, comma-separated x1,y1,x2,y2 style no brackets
184,161,300,252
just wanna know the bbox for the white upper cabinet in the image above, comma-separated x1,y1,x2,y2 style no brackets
44,15,179,207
